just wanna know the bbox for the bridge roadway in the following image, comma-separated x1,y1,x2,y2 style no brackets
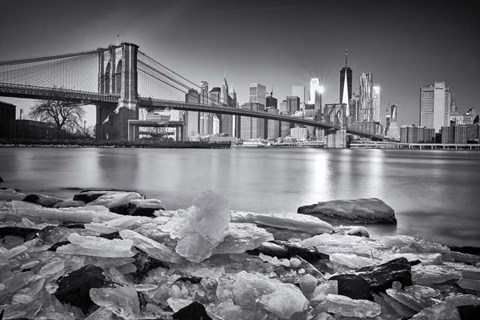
0,82,388,140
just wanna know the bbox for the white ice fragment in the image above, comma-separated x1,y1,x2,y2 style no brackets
119,229,184,264
323,294,381,318
12,201,121,223
213,223,273,255
56,233,136,258
167,298,194,312
231,210,333,234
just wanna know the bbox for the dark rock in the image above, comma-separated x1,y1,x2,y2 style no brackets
0,226,39,241
125,199,165,217
54,265,114,314
132,250,167,281
59,223,85,229
330,274,372,300
48,241,71,251
0,176,3,182
450,246,480,257
458,305,480,320
176,276,203,284
173,301,212,320
23,193,62,207
99,231,121,240
357,257,412,293
72,190,111,203
298,198,397,224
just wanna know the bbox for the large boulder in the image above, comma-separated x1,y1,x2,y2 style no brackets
298,198,397,224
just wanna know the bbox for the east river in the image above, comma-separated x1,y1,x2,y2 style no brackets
1,147,479,247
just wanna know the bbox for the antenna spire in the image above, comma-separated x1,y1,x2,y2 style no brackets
345,48,348,67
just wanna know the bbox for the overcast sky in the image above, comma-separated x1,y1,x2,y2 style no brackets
1,0,479,127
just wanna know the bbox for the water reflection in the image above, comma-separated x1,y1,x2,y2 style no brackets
1,147,480,246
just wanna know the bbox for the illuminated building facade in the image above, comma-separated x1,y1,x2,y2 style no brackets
372,84,381,122
420,81,451,132
340,49,352,111
360,73,373,121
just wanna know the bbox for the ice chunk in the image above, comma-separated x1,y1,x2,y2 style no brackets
457,278,480,292
167,297,194,312
161,191,230,262
330,253,375,270
231,211,333,234
90,286,140,319
0,244,28,260
233,271,309,318
412,264,462,285
411,301,461,320
12,200,121,223
119,229,184,264
213,223,273,254
444,262,480,280
57,233,136,258
0,188,27,201
387,253,443,265
323,294,382,318
259,284,309,319
386,288,428,312
404,285,441,302
87,191,144,209
311,280,338,303
445,294,480,307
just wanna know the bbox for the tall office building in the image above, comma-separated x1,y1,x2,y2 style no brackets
220,78,233,136
292,86,306,111
249,83,266,106
340,49,353,108
309,78,323,119
385,104,400,140
240,102,265,139
286,96,300,115
266,95,278,108
359,73,373,121
372,84,381,122
420,81,451,132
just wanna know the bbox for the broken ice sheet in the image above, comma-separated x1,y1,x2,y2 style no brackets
231,211,333,234
56,233,136,258
119,229,184,264
213,223,274,255
322,294,382,318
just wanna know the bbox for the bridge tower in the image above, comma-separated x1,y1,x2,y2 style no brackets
96,42,139,140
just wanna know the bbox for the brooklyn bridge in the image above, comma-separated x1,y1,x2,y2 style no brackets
0,42,388,146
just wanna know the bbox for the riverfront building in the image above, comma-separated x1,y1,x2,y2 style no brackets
420,81,451,132
286,96,300,115
0,101,16,139
184,89,200,137
360,73,374,121
292,86,306,112
400,125,436,143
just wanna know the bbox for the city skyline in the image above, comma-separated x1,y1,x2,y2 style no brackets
0,0,479,128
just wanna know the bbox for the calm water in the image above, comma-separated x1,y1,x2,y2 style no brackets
1,147,479,247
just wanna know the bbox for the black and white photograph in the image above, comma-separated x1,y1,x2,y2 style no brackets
0,0,479,319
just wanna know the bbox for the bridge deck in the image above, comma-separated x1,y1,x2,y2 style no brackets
0,82,389,141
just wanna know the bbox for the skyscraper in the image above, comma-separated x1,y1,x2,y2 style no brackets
309,78,323,119
420,81,451,132
359,73,373,121
340,49,352,107
292,86,306,111
309,78,320,104
372,84,381,122
249,83,266,106
220,78,233,136
286,96,300,115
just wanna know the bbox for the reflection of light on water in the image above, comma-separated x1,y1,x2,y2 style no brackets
365,149,385,198
307,151,331,202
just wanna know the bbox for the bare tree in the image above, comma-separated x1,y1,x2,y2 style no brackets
29,100,85,138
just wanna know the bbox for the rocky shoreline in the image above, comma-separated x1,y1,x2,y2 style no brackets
0,187,479,320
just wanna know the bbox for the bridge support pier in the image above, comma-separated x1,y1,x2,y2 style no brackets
325,129,347,148
96,103,116,139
